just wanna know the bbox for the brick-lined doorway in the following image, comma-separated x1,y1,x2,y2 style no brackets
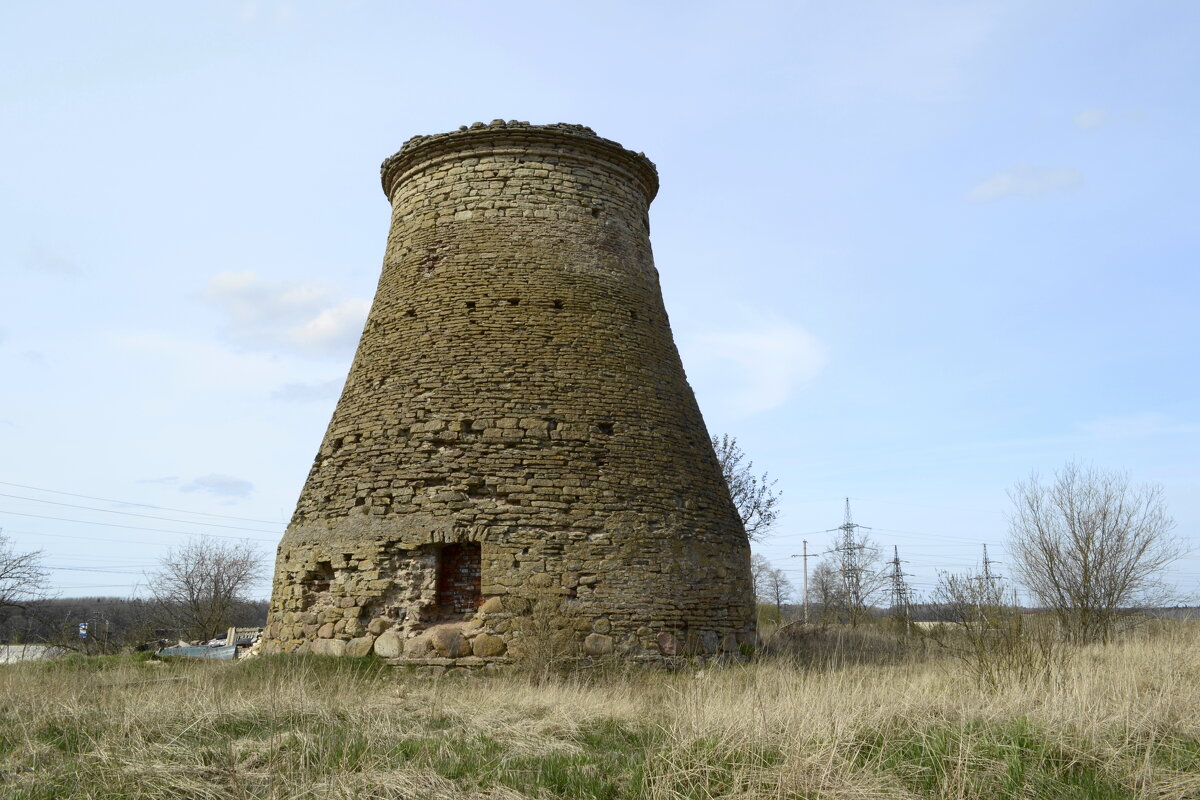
436,543,482,614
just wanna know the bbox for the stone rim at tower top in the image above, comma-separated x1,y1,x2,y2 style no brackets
379,120,659,205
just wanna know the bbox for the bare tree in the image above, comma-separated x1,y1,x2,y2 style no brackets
1008,462,1184,644
750,553,772,602
809,560,844,622
764,566,794,618
712,434,781,540
751,553,794,624
831,530,887,627
0,530,48,611
147,538,265,642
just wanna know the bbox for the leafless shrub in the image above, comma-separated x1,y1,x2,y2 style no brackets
505,590,581,681
1008,462,1185,644
929,570,1069,688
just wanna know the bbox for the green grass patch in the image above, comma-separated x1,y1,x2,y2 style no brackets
856,718,1128,799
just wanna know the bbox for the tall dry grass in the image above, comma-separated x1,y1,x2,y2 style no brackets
1,622,1198,799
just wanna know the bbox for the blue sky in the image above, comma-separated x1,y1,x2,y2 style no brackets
2,1,1197,602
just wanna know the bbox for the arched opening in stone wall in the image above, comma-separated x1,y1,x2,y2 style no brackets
436,543,482,615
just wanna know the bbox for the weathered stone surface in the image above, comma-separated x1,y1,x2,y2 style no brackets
583,633,613,656
261,122,755,663
367,617,394,636
345,634,377,658
404,636,433,658
657,632,676,656
373,629,403,658
478,597,504,615
431,629,471,658
472,633,507,657
311,638,347,657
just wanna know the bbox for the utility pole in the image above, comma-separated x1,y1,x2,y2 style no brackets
790,540,810,624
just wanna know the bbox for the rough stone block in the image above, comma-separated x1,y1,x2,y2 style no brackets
345,634,377,658
431,628,471,658
583,633,613,656
373,629,403,658
404,635,434,658
478,596,504,615
471,633,507,657
311,638,347,658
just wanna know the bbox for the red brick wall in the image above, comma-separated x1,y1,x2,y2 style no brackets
437,543,481,614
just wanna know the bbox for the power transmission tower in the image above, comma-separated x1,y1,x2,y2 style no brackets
888,545,914,633
981,543,1002,588
827,498,873,626
973,543,1006,629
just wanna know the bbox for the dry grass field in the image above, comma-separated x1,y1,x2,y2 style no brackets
2,622,1198,799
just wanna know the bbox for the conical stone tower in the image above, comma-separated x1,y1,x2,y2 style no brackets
263,121,755,664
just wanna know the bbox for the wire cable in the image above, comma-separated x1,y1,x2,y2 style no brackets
0,491,281,533
0,480,287,525
0,509,278,542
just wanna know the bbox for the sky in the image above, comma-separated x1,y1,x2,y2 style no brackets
1,1,1197,604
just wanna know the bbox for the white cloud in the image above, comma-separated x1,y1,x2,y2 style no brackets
683,315,827,417
202,270,370,358
968,165,1084,203
1073,108,1111,130
271,379,343,403
181,474,254,499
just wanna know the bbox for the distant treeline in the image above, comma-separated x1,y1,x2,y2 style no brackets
0,597,269,651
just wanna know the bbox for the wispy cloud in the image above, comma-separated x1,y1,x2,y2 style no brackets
1073,108,1111,130
271,379,343,403
181,474,254,499
1073,108,1142,131
683,314,827,417
968,164,1084,203
202,270,369,358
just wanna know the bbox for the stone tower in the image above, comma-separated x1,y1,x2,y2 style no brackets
262,121,754,665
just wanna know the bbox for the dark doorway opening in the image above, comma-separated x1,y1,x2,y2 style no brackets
437,543,482,614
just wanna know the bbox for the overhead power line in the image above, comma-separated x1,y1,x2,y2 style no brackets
0,509,278,543
0,527,273,549
0,491,281,533
0,480,287,525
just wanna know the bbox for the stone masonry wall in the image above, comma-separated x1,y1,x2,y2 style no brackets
262,121,755,668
